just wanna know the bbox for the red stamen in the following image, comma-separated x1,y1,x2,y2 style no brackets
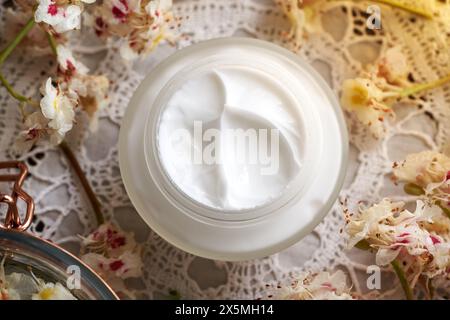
112,0,129,22
110,236,126,249
47,4,58,16
430,235,440,245
109,260,124,271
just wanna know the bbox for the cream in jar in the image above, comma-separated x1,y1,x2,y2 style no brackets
119,38,348,260
157,66,304,211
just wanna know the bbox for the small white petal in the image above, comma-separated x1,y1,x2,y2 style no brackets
40,78,58,120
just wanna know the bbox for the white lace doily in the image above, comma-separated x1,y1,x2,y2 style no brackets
1,0,449,299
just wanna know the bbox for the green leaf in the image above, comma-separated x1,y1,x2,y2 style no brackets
391,260,414,300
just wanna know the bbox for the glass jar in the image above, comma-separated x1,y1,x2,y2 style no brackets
0,161,118,300
0,229,118,300
119,38,348,261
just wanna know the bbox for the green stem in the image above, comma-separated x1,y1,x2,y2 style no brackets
399,74,450,98
0,72,37,105
391,260,414,300
46,32,58,56
0,18,37,107
0,18,35,66
59,141,105,226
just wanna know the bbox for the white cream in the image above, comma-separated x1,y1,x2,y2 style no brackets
157,66,305,211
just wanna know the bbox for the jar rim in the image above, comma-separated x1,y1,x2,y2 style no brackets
144,54,323,222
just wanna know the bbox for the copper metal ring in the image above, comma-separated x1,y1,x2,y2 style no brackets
0,161,35,231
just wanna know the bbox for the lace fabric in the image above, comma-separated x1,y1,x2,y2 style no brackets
0,0,449,299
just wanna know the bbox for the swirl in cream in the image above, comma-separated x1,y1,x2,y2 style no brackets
157,66,305,211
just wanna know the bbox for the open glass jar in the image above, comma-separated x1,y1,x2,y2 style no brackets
0,161,118,300
119,38,348,261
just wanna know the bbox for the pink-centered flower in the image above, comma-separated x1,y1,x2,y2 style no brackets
34,0,96,33
80,222,143,298
81,251,142,280
15,57,108,152
56,45,109,131
56,44,89,76
345,199,450,283
15,77,78,152
92,0,178,60
80,222,137,257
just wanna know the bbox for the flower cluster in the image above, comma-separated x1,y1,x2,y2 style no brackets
7,0,179,152
16,45,109,151
56,44,109,130
80,222,143,298
91,0,179,59
340,46,411,138
15,78,75,152
34,0,96,34
267,270,355,300
345,199,450,288
1,256,76,300
393,151,450,214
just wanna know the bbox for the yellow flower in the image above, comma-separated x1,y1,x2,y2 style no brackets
340,78,391,137
40,78,76,136
32,282,76,300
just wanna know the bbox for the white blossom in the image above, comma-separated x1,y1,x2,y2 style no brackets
270,270,355,300
345,199,450,280
40,78,76,136
93,0,177,59
80,222,143,298
35,0,82,33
